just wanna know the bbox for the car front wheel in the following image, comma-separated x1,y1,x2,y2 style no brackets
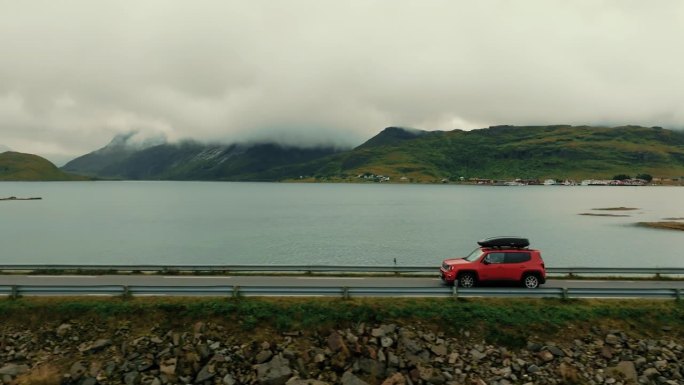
522,274,540,289
458,273,476,288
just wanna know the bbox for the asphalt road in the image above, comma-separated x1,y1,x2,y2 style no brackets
1,274,683,289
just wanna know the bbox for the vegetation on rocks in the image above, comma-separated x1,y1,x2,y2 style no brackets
0,298,682,385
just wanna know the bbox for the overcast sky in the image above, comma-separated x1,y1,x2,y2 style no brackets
1,1,684,165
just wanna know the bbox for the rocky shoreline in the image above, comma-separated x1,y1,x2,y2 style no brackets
1,319,682,385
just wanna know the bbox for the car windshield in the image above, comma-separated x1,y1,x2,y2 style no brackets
463,248,483,262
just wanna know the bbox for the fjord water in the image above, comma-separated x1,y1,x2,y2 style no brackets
0,181,682,268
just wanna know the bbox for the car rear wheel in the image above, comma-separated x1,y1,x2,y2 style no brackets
522,274,540,289
458,273,476,288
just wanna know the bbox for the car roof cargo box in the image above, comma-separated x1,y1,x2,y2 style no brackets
477,236,530,248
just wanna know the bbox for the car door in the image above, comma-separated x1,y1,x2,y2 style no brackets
479,252,506,281
503,252,532,280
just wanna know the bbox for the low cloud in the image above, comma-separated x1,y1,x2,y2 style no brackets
1,1,683,165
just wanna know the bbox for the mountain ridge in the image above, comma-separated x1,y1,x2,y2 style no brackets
62,140,342,181
59,125,684,182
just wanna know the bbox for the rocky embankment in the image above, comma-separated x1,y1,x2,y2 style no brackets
1,321,682,385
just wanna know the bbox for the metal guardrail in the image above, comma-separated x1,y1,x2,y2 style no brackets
1,264,683,275
548,267,684,275
0,285,681,299
0,264,431,272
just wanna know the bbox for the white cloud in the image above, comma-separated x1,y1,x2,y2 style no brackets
1,0,683,164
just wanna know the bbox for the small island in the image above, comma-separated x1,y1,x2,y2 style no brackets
579,213,631,217
637,221,684,231
0,196,42,201
591,207,639,211
579,207,639,217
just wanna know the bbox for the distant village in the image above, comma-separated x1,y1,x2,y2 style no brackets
467,178,650,186
355,173,682,185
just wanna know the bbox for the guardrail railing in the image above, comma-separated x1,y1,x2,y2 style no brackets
1,264,683,275
0,285,681,300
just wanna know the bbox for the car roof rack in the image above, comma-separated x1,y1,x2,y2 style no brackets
477,236,530,249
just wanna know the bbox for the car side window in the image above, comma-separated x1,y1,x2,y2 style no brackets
504,252,531,263
485,252,505,264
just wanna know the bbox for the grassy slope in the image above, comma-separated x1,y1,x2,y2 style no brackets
1,297,682,346
0,151,88,181
296,125,684,182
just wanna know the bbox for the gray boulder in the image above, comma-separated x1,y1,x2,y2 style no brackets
358,358,385,377
195,364,216,383
0,364,29,377
255,355,293,385
256,350,274,364
81,339,112,353
56,323,72,337
285,378,331,385
124,371,141,385
223,374,237,385
341,371,370,385
69,361,88,381
607,361,637,384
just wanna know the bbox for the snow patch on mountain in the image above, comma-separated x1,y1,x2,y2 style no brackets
99,131,167,154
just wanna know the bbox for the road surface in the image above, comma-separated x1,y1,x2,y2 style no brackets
1,274,682,289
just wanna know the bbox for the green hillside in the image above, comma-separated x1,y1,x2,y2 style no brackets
0,151,88,181
292,125,684,182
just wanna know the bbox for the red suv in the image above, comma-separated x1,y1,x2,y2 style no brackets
440,237,546,288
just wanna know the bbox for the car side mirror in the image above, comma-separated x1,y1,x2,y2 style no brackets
482,257,490,265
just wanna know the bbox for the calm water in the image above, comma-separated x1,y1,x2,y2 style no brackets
0,182,682,267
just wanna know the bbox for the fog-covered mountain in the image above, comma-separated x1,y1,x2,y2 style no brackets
62,137,341,181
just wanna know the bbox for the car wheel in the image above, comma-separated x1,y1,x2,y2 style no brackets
522,274,539,289
459,273,476,288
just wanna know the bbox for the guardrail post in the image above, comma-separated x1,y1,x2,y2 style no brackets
232,285,240,298
676,289,682,302
452,285,458,299
562,287,569,300
10,285,19,300
342,287,350,300
122,285,131,300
